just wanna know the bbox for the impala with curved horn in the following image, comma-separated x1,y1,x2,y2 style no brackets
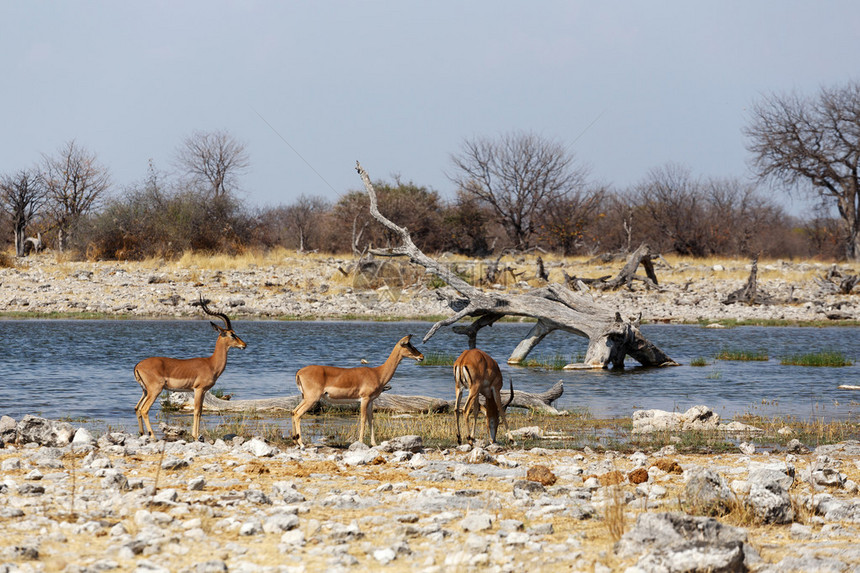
292,334,424,447
453,348,514,444
133,295,247,440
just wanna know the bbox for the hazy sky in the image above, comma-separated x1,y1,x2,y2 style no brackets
3,1,859,214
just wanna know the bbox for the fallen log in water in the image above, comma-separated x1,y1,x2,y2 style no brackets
175,380,565,416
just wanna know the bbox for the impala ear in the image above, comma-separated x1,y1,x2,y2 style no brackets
401,334,413,345
210,321,222,332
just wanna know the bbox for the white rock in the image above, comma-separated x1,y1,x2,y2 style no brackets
280,529,305,546
72,428,95,445
244,438,276,457
373,548,397,564
460,513,493,532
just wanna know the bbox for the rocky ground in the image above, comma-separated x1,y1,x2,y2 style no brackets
2,254,860,572
1,415,860,572
0,253,858,323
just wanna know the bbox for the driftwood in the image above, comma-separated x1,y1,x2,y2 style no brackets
722,256,772,305
595,243,661,290
815,265,860,295
355,162,678,369
177,380,566,415
568,245,663,292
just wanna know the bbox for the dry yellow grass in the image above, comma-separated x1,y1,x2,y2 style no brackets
8,247,840,290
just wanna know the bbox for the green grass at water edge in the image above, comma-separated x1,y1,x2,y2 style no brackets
419,351,458,366
690,357,709,367
139,395,860,453
518,353,584,370
780,351,854,367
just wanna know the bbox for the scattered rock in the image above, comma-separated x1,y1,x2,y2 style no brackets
615,512,760,571
745,478,795,524
654,459,683,474
244,438,277,457
460,513,493,532
376,435,423,453
526,464,557,486
628,468,649,484
16,415,74,447
684,467,733,514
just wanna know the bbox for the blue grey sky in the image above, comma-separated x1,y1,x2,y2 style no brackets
3,1,858,214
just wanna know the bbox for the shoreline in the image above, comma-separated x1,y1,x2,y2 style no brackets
1,253,858,325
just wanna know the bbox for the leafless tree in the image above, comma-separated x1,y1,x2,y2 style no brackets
539,185,606,255
634,164,709,256
42,140,111,252
0,169,47,256
285,194,330,252
175,130,249,199
449,131,588,251
745,81,860,261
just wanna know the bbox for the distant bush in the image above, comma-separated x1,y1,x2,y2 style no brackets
77,187,254,260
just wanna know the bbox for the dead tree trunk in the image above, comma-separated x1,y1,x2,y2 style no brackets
596,242,661,290
722,256,771,305
815,265,860,295
183,381,566,415
355,162,678,369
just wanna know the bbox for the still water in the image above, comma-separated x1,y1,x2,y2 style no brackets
0,320,858,433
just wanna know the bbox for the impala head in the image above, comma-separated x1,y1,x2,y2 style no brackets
199,295,247,350
398,334,424,362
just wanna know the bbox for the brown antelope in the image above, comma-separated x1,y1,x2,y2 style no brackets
453,348,514,444
292,334,424,447
133,296,247,440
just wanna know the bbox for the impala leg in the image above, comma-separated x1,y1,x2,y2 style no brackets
137,386,161,439
192,388,205,441
358,397,370,444
133,369,150,435
463,390,480,444
134,390,147,435
493,384,509,440
471,391,482,443
291,398,317,447
367,399,377,446
454,383,464,445
484,391,499,443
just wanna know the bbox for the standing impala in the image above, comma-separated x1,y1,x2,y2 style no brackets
134,296,247,441
292,334,424,447
453,348,514,444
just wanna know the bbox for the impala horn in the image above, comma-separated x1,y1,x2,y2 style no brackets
199,294,232,330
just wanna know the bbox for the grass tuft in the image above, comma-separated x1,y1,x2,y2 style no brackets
690,356,709,367
780,351,853,367
604,484,627,542
419,351,458,366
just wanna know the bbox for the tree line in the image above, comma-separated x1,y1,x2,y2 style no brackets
3,81,860,262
